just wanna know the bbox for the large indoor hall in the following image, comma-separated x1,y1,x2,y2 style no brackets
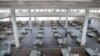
0,0,100,56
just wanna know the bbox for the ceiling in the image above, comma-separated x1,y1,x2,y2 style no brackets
0,0,99,3
0,0,100,9
0,0,99,4
0,0,94,2
0,0,100,19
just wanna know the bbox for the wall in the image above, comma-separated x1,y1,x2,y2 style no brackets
91,19,100,34
74,17,84,23
0,13,9,19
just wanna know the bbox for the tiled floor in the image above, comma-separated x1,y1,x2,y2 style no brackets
14,48,89,56
0,21,100,56
0,21,100,49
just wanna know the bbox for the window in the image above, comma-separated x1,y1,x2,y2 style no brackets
60,17,66,20
31,17,35,21
5,10,10,13
0,9,10,13
40,9,44,12
48,9,53,12
68,9,85,13
16,17,29,21
0,18,10,22
98,10,100,13
68,17,75,21
61,9,66,12
90,9,99,13
43,9,48,12
15,9,28,13
35,9,40,12
73,9,77,12
94,10,98,13
79,9,85,13
22,9,28,12
31,9,35,12
55,9,60,12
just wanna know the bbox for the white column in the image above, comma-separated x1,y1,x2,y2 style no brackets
28,9,32,30
58,17,61,27
11,8,20,48
59,17,61,22
9,16,11,21
81,9,89,46
34,17,36,24
64,17,68,44
66,9,68,29
35,17,36,20
66,17,68,29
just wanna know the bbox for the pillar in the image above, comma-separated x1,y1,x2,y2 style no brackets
34,17,36,24
81,9,89,46
66,9,68,29
35,17,36,20
28,9,32,30
59,17,61,23
9,16,12,25
64,17,68,44
11,8,20,48
66,17,68,29
9,16,11,22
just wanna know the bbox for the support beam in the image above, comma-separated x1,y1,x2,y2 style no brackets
64,17,68,44
11,8,20,48
66,17,68,29
35,17,36,21
81,9,89,46
9,16,11,21
28,9,32,30
34,17,36,25
9,16,12,23
58,17,61,25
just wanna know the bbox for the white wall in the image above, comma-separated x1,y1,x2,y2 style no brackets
91,19,100,34
74,17,84,23
0,13,9,18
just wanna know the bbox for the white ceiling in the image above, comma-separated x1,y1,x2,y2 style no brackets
18,0,93,2
0,0,99,9
0,0,100,19
58,0,93,2
0,0,13,1
0,0,93,2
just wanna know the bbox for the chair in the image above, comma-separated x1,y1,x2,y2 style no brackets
85,48,97,56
